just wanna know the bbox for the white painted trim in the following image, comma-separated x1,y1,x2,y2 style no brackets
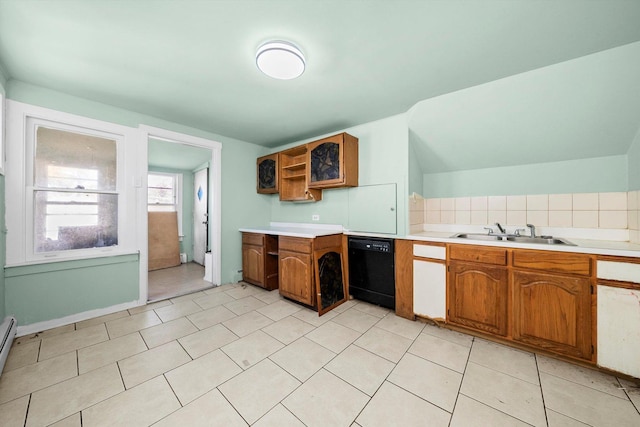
138,125,222,304
0,93,5,176
15,299,141,337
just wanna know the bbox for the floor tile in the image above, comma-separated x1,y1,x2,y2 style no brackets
619,378,640,411
225,283,266,299
78,332,147,374
75,310,129,329
169,290,207,304
0,352,77,404
354,326,412,363
219,359,301,424
261,315,315,345
470,339,539,384
421,323,474,347
305,321,361,353
178,323,239,359
222,310,273,337
26,364,124,427
325,344,394,396
257,299,302,321
253,404,305,427
154,389,248,427
408,331,470,373
389,352,462,412
118,340,191,388
352,301,392,318
461,362,546,427
14,324,75,345
451,394,531,427
269,337,336,382
357,381,450,427
252,289,282,304
81,376,181,427
106,310,162,338
332,307,380,333
49,413,81,427
283,369,369,427
192,291,236,310
127,299,171,315
224,295,268,315
540,371,640,426
4,340,40,372
331,299,358,313
154,299,202,322
139,316,198,348
292,306,338,326
165,349,242,405
38,323,109,361
374,313,425,340
0,395,29,427
537,354,627,398
546,409,592,426
187,304,237,330
222,330,284,369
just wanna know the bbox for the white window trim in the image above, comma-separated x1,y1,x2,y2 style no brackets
148,171,183,237
5,100,140,265
0,92,5,176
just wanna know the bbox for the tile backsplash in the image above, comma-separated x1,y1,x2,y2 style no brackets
413,191,640,244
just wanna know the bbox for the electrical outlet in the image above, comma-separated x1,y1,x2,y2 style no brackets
312,214,320,221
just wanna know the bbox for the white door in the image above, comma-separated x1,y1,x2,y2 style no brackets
193,168,208,265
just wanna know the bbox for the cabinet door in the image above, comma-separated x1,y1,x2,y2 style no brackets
256,153,278,194
242,244,264,286
279,250,314,306
413,260,446,319
308,140,343,186
512,270,592,360
314,247,347,315
448,262,508,336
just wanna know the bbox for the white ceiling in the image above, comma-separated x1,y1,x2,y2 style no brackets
1,0,640,151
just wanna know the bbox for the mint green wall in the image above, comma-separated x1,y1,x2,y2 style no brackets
5,80,269,326
408,130,424,196
423,155,628,198
149,166,195,261
628,130,640,190
269,114,409,236
5,255,138,325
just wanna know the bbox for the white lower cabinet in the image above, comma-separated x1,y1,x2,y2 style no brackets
597,285,640,378
413,259,446,320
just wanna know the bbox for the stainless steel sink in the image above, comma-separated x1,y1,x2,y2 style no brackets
451,233,575,246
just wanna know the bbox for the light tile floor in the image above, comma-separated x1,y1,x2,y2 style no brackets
1,281,639,426
148,262,212,302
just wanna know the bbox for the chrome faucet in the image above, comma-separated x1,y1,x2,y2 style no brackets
494,222,506,234
527,223,536,238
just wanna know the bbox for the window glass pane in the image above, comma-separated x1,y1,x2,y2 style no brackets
34,191,118,252
35,126,117,191
148,173,176,207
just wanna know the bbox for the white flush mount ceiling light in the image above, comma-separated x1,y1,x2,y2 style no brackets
256,41,305,80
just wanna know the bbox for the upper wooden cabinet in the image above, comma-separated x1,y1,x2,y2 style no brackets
256,153,278,194
307,132,358,189
279,145,322,202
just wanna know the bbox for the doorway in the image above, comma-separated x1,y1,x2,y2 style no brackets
140,125,222,303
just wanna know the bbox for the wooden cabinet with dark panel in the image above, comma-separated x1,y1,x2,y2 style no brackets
256,153,278,194
307,132,358,189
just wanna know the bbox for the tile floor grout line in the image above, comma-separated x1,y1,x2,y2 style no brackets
540,366,637,402
446,334,475,427
535,354,551,427
22,393,32,427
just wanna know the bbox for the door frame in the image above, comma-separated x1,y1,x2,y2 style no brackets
138,125,222,303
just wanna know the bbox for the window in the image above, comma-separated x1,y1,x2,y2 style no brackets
33,126,118,253
148,172,183,235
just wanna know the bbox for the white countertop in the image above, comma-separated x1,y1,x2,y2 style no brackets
239,222,344,238
407,231,640,258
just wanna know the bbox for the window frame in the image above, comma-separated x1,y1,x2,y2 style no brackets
147,171,183,237
0,92,5,176
5,100,138,265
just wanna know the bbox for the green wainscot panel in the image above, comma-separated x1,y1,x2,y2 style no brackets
347,183,397,234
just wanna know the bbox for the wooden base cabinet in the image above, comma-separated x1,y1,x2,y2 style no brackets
279,246,315,306
512,270,592,360
448,262,508,336
241,233,278,290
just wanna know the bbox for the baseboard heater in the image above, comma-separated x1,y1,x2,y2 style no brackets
0,316,17,377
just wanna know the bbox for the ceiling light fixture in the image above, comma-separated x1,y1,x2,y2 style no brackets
256,41,305,80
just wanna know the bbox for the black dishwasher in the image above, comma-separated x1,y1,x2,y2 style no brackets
348,236,395,309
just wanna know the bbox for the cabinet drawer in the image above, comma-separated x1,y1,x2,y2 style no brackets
449,245,507,266
279,236,313,253
413,243,446,260
242,233,264,246
513,250,592,276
